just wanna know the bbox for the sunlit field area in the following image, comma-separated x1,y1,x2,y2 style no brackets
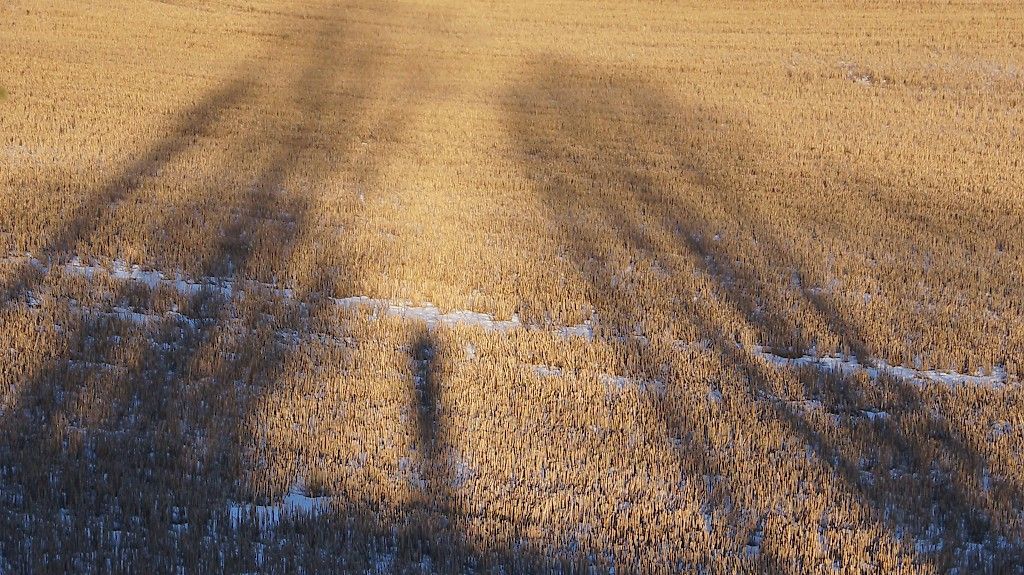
2,0,1023,572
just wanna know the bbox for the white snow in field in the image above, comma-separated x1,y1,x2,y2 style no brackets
77,304,198,330
753,346,1008,388
64,258,238,299
559,322,595,340
333,296,595,339
111,306,159,325
8,255,592,337
450,456,476,489
860,409,890,421
532,364,564,378
991,421,1012,438
333,296,522,332
229,478,331,530
5,254,1014,390
532,364,665,395
66,359,122,372
370,551,397,575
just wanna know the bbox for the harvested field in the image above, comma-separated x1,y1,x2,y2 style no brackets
1,1,1023,572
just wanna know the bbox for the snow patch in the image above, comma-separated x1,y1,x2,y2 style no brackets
753,346,1008,389
7,254,1014,391
334,296,522,333
860,409,890,421
229,478,331,530
12,255,596,338
532,364,665,395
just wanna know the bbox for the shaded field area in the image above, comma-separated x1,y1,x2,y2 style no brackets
1,0,1023,573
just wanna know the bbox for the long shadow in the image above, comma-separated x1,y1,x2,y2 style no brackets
402,330,558,574
0,2,375,572
226,9,559,572
0,80,251,304
507,56,1023,572
0,2,559,573
0,68,257,575
406,331,461,569
118,4,431,571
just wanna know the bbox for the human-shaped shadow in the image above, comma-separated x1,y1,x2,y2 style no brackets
0,2,562,572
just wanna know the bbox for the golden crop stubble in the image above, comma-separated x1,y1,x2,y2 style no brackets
0,0,1022,572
